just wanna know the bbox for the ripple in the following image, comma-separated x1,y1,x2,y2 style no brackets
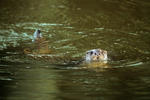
55,45,77,50
16,22,63,27
128,32,138,36
94,27,105,31
64,26,74,29
54,39,71,43
127,62,143,67
0,77,13,81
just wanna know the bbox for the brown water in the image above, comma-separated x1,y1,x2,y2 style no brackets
0,0,150,100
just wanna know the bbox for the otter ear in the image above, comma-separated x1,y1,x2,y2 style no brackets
98,49,102,51
104,50,107,54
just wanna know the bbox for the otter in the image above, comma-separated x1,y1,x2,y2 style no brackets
33,29,42,42
24,29,51,54
85,49,107,63
80,49,108,68
24,29,108,67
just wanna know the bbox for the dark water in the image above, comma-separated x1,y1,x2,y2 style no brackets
0,0,150,100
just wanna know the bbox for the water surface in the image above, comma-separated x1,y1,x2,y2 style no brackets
0,0,150,100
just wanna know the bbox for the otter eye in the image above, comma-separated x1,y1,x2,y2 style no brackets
37,30,41,33
95,53,97,55
90,51,93,55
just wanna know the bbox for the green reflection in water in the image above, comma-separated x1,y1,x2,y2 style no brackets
0,0,150,100
1,64,59,100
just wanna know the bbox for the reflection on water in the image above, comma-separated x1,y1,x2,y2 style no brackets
0,64,59,100
1,63,150,100
0,0,150,100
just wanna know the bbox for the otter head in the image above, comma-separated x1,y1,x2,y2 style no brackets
32,29,42,42
85,49,108,62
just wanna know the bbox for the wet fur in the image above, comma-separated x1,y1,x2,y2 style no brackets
85,49,108,62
